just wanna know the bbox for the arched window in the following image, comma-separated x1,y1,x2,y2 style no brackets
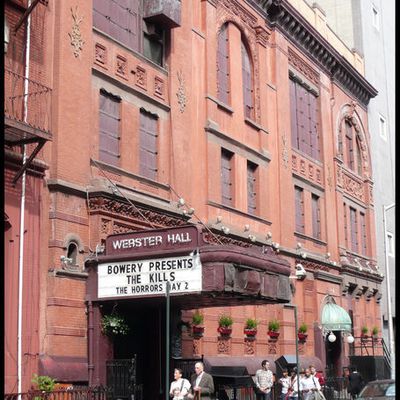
344,120,362,175
241,39,254,119
67,242,79,265
217,24,230,105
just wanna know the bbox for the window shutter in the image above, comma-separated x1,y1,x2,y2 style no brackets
241,41,253,119
93,0,140,51
350,207,358,253
360,212,367,255
345,122,354,170
295,186,305,233
309,93,320,160
217,24,229,104
312,194,321,239
344,203,348,248
290,79,299,149
296,85,307,154
99,90,120,166
139,109,158,180
221,149,233,206
247,161,257,215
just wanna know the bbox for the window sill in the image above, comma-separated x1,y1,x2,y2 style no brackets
206,95,234,114
291,148,323,166
294,231,326,246
244,118,269,134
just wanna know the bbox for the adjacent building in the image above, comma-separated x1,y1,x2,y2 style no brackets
4,0,389,397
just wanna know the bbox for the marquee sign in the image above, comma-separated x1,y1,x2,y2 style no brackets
97,253,202,298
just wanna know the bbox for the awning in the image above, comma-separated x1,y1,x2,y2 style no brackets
321,302,352,332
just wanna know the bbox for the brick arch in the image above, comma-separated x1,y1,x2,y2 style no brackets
216,13,261,123
336,102,372,179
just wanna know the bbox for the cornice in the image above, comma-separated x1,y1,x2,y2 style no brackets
250,0,378,107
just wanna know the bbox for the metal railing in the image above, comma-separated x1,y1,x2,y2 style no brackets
4,68,52,134
5,387,108,400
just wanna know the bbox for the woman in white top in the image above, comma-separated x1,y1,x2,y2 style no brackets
279,369,291,400
300,368,321,400
170,368,191,400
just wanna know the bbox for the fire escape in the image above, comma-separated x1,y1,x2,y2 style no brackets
4,0,52,184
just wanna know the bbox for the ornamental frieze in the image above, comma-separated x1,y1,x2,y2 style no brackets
88,197,188,228
292,153,323,187
203,232,253,248
295,259,330,272
288,48,320,86
218,0,257,28
342,172,364,202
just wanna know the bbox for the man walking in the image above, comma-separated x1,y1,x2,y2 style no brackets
188,361,214,400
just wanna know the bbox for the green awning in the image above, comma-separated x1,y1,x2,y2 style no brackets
321,302,352,332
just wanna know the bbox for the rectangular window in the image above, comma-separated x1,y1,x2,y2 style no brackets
379,114,387,140
360,212,367,255
311,194,321,239
99,89,121,166
217,24,230,105
247,161,257,215
295,186,305,233
242,41,253,119
387,232,394,257
93,0,140,51
350,207,358,253
290,77,320,160
221,149,233,206
139,108,158,180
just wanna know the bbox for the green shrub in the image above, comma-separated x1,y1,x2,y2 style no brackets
101,314,129,336
361,325,368,335
245,318,258,329
192,311,204,325
371,326,379,336
219,315,233,327
268,319,280,332
31,374,56,392
299,323,308,333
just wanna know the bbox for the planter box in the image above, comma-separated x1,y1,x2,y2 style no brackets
268,331,280,339
192,325,204,337
298,332,308,341
244,328,257,337
218,326,232,336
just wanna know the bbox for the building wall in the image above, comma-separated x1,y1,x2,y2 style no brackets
4,0,385,391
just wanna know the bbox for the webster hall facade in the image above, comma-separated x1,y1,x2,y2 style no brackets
5,0,387,398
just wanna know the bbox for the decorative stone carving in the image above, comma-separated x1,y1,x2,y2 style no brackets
342,173,364,201
219,0,257,28
113,223,133,234
295,259,330,272
244,338,255,355
267,340,277,354
193,337,201,356
136,66,147,89
364,287,374,302
308,164,314,179
68,6,85,58
154,77,164,98
375,290,382,304
288,48,320,85
101,218,112,235
255,25,270,47
203,232,252,248
327,166,333,190
282,135,289,168
176,70,187,113
353,286,364,300
116,55,127,77
336,164,343,187
300,160,306,175
217,337,231,354
292,154,297,171
95,43,107,65
88,197,188,228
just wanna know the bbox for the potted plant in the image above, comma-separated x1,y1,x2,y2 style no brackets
218,315,233,336
268,319,280,339
31,374,56,400
298,323,308,341
101,313,129,337
192,311,205,337
361,325,369,338
371,326,379,340
244,318,258,337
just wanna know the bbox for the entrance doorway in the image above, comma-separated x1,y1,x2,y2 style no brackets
325,330,342,377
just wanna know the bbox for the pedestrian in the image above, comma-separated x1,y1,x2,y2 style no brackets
187,361,214,400
287,368,300,400
170,368,191,400
300,368,321,400
279,369,291,400
309,365,325,389
347,368,364,400
342,367,351,399
255,360,274,400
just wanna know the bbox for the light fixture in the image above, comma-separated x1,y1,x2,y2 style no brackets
326,252,331,259
60,255,73,265
328,332,336,342
272,242,280,249
216,215,223,223
95,244,105,255
346,334,355,344
266,231,272,239
187,207,195,215
177,198,185,207
221,226,230,235
296,242,302,249
244,224,250,232
249,234,256,242
301,252,307,259
332,261,337,266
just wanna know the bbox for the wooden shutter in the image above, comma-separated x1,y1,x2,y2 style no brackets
296,85,308,154
139,109,158,180
295,186,305,233
99,90,120,166
350,207,358,253
360,212,367,255
247,161,257,215
312,194,321,239
221,149,233,206
343,203,348,248
217,24,229,104
241,41,253,119
345,122,354,171
290,79,299,150
309,92,320,160
93,0,139,51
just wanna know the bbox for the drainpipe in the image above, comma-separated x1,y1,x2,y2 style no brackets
17,0,31,394
87,299,94,386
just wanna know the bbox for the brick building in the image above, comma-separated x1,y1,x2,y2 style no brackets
4,0,388,397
